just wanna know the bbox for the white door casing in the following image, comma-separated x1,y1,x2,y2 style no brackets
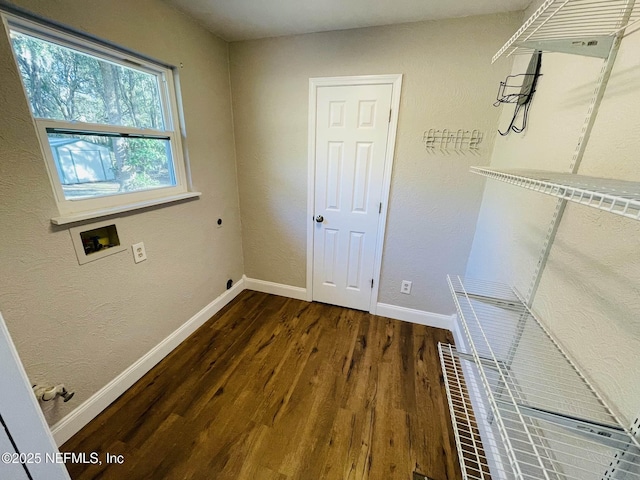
308,76,402,312
0,313,70,480
0,425,29,479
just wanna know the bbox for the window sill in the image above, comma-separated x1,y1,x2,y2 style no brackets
50,191,202,225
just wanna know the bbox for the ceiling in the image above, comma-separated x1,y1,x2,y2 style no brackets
166,0,531,42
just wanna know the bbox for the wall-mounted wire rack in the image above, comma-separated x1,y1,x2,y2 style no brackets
493,73,540,106
423,129,484,155
439,275,640,480
440,342,510,479
470,167,640,221
492,0,640,63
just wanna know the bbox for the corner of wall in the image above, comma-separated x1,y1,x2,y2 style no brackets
50,278,246,446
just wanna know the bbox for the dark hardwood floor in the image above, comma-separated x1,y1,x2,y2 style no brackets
61,290,461,480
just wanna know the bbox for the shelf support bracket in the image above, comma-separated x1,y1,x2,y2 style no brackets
497,401,632,449
453,290,523,313
519,36,615,59
452,349,502,371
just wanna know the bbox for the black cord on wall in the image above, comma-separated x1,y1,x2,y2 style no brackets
497,51,542,136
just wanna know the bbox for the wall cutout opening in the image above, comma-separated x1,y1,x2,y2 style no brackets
80,224,120,255
70,220,127,265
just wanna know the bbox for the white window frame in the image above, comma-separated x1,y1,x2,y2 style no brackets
2,14,199,225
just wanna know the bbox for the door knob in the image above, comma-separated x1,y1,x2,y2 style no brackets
315,215,324,223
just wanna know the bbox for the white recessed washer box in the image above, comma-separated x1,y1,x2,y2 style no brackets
69,220,127,265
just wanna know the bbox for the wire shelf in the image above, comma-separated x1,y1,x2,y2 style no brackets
471,167,640,221
440,342,493,480
441,275,640,480
492,0,640,63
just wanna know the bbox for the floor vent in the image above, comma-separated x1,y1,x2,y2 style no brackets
412,472,434,480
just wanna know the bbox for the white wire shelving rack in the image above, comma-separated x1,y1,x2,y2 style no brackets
439,275,640,480
492,0,640,63
440,342,513,480
470,167,640,221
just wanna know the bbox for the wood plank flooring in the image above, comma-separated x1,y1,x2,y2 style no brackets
61,291,461,480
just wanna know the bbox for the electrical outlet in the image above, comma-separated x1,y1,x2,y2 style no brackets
400,280,412,294
132,242,147,263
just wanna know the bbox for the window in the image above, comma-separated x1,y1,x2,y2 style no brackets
4,15,197,223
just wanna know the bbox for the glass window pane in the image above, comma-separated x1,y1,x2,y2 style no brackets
10,30,165,130
47,132,176,200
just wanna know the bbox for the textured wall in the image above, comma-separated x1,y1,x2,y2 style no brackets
533,31,640,424
465,52,604,293
466,16,640,423
0,0,243,425
229,13,521,314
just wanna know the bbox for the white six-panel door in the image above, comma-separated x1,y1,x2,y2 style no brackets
312,84,393,311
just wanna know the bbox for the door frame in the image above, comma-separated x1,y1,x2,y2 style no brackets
306,74,403,314
0,312,70,479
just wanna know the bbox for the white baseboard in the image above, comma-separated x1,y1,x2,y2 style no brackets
376,303,456,331
50,278,245,446
243,275,307,301
50,279,450,446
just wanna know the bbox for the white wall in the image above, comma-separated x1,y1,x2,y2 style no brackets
466,19,640,423
0,0,244,426
466,51,604,293
229,13,521,314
